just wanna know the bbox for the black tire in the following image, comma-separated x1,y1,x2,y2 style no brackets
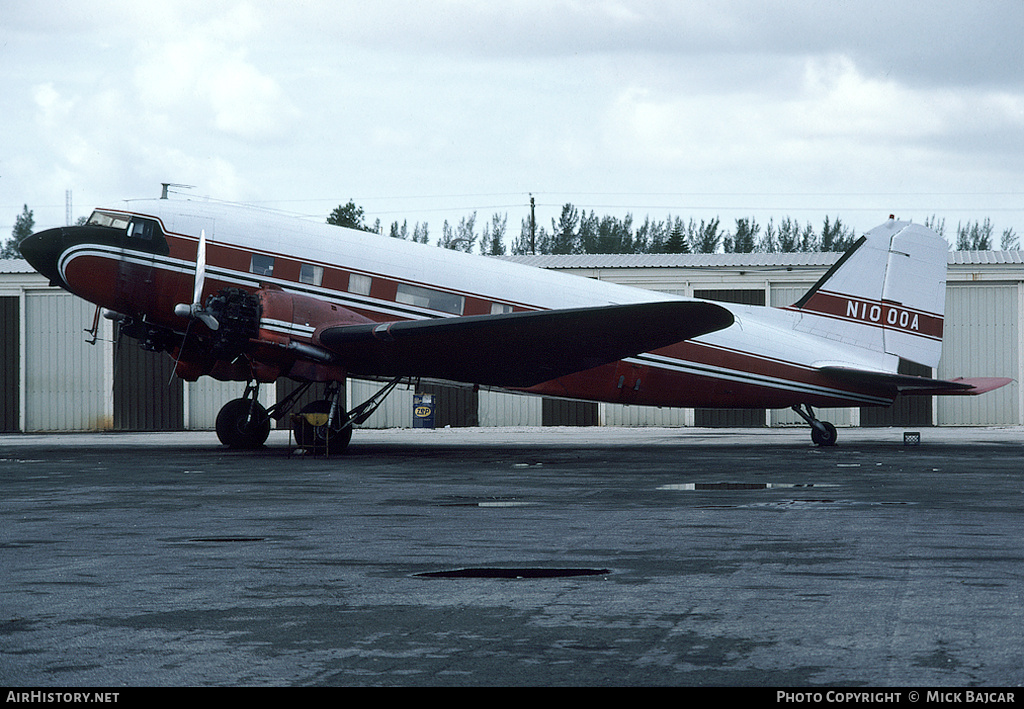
293,400,352,455
216,398,271,449
811,421,837,447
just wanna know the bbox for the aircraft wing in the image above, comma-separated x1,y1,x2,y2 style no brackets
819,366,1013,397
316,300,734,388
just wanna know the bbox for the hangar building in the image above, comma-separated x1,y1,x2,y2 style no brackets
2,249,1021,433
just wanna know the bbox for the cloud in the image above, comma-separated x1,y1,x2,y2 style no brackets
130,10,299,141
4,0,1023,235
604,52,1024,174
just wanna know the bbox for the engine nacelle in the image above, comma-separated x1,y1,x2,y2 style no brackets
254,287,373,382
255,287,374,346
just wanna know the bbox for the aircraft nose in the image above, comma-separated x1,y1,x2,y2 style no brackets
18,227,67,286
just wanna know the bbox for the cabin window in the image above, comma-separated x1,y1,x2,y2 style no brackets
299,263,323,286
490,302,513,315
396,284,465,315
348,273,372,295
250,254,275,277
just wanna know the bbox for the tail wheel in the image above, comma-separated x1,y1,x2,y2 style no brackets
216,398,271,449
293,400,353,455
811,421,838,447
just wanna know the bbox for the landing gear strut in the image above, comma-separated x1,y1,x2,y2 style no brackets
791,404,837,447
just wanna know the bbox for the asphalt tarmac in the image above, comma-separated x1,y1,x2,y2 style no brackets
2,426,1023,688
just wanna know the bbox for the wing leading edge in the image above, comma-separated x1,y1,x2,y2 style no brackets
317,300,734,388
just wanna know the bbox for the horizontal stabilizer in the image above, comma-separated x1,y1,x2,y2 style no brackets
820,366,1013,397
317,300,734,388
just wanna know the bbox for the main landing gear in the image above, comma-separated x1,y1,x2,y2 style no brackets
215,382,272,449
214,377,404,455
791,404,837,447
291,381,352,456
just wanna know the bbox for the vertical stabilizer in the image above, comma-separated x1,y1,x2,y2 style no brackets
791,219,948,368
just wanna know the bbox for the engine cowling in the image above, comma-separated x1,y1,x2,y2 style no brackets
206,288,261,358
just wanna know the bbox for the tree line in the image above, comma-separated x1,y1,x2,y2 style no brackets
1,201,1018,259
328,200,1020,256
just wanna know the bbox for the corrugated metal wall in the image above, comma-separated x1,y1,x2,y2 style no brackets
602,403,689,427
479,389,542,427
24,291,109,431
187,378,246,430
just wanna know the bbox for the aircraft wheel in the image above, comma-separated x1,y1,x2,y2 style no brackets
811,421,838,447
216,398,271,449
293,400,352,455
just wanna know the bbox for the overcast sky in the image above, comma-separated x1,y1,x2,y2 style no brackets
3,0,1023,247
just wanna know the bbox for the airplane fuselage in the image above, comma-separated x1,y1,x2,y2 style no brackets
30,199,901,410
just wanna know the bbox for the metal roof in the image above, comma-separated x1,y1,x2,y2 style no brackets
500,252,838,269
947,250,1024,265
0,258,38,274
501,251,1024,269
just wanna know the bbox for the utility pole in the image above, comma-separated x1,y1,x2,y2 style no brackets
529,194,536,255
65,190,72,226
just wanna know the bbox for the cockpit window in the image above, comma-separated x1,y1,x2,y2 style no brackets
95,212,170,255
87,210,130,230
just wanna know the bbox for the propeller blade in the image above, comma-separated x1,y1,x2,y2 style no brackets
195,311,219,331
174,228,219,330
193,229,207,306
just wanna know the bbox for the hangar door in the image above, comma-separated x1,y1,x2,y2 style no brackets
418,382,479,427
542,398,598,426
24,292,108,431
113,331,183,431
1,297,18,431
937,284,1019,425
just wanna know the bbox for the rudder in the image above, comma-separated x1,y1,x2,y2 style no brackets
790,219,948,368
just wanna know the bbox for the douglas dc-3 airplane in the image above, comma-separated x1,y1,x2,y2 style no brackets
19,198,1010,452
